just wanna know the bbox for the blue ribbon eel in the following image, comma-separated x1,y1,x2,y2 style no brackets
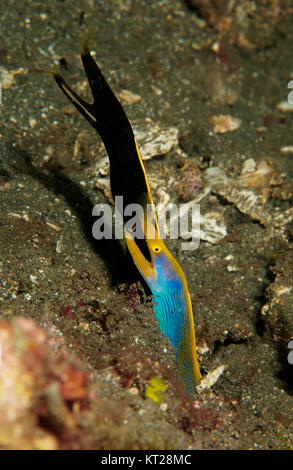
50,30,202,392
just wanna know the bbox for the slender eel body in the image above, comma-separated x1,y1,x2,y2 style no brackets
51,31,201,391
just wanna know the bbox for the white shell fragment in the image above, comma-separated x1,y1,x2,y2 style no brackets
199,212,227,244
196,365,226,392
280,146,293,154
204,160,292,232
98,156,110,176
45,221,61,232
133,119,179,160
261,280,293,341
95,178,112,203
168,195,227,245
237,159,283,193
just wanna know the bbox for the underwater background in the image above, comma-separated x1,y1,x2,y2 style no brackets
0,0,292,449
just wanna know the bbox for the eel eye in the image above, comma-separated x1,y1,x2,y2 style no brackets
153,246,161,254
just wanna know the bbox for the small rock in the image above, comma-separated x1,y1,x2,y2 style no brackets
118,89,142,105
277,101,293,112
211,115,241,134
0,66,24,90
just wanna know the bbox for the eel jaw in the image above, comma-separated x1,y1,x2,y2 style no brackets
124,229,156,282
